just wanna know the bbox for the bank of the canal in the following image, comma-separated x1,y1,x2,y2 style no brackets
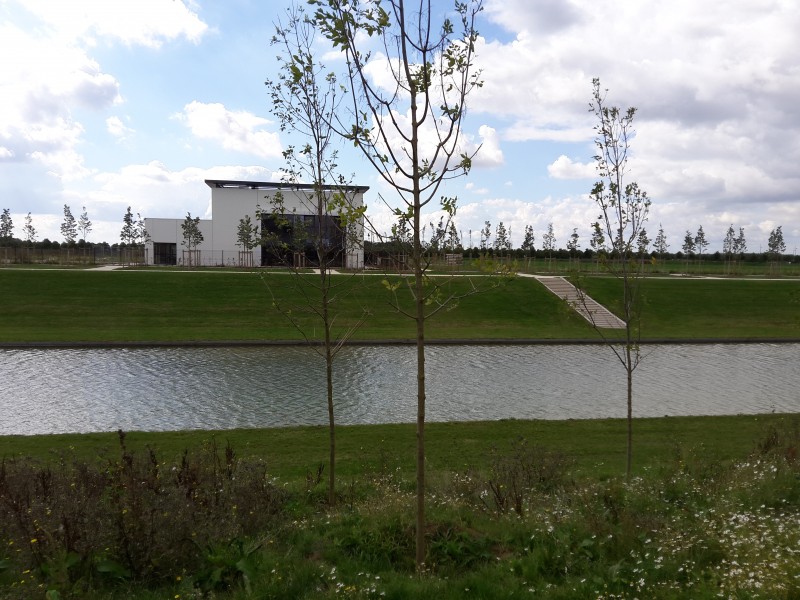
1,269,799,343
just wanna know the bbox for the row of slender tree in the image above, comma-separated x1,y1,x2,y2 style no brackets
0,207,92,246
0,206,152,249
1,205,790,264
407,217,791,262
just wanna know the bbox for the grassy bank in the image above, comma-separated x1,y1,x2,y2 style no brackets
1,269,799,342
0,269,593,342
0,415,789,480
1,415,799,598
579,276,800,339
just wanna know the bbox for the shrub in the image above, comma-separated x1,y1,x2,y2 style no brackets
483,438,573,515
0,432,287,595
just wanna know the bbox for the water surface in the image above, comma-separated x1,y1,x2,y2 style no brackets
1,344,796,435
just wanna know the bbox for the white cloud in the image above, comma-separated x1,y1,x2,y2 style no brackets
474,0,800,212
0,24,120,179
14,0,208,48
106,116,134,140
471,125,504,168
547,155,594,179
0,0,209,185
176,102,283,159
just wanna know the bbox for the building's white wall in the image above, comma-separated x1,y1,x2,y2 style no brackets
210,187,264,265
145,183,366,267
145,217,213,265
146,218,182,247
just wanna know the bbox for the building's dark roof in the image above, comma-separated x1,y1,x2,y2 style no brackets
205,180,369,193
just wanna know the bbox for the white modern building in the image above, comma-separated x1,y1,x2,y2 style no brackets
145,180,368,268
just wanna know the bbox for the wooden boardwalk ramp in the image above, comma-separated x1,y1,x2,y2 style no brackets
520,274,626,329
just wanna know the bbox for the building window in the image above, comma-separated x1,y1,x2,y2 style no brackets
153,243,177,265
261,214,345,267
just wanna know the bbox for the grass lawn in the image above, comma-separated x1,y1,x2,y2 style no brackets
2,268,799,343
0,414,789,481
579,276,800,339
0,269,594,342
1,414,799,599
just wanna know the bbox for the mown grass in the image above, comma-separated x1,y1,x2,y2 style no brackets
0,415,784,481
0,269,597,342
1,415,799,599
579,276,800,339
2,269,799,343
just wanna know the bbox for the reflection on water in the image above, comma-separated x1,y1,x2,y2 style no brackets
1,344,797,435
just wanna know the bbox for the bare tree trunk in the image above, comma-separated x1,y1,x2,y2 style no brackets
323,269,336,506
414,198,426,568
626,345,633,480
415,267,426,566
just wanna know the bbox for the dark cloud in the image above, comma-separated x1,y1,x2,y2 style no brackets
72,74,120,109
485,0,584,35
530,0,583,33
644,84,745,126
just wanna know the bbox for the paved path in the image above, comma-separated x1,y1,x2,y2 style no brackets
520,274,627,329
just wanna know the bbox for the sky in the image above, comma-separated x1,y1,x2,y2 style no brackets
1,0,798,254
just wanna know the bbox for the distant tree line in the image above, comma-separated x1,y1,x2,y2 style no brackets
0,207,795,265
365,219,795,264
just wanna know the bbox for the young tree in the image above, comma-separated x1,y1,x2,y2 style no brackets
121,207,148,265
480,220,491,252
636,228,649,255
768,226,786,273
567,227,580,265
494,221,509,257
133,213,150,263
78,207,92,243
542,222,556,269
521,225,535,253
653,223,668,261
445,222,460,252
723,225,736,273
313,0,483,566
428,217,447,256
266,5,370,506
0,208,13,242
120,207,135,246
682,230,695,272
23,212,36,244
636,227,650,273
61,204,77,245
577,79,651,479
732,227,747,273
236,214,259,263
735,227,747,255
181,213,203,267
694,225,708,263
589,221,605,273
520,224,535,269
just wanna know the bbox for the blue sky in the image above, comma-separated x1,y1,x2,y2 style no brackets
1,0,798,253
